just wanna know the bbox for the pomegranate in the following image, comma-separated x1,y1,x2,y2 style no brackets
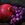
0,4,13,19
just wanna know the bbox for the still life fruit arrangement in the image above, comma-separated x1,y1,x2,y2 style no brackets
0,4,25,25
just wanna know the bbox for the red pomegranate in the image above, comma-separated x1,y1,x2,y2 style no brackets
0,4,14,19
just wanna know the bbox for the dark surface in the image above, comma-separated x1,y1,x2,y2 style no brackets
0,0,25,7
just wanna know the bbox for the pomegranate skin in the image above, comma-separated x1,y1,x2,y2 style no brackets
0,4,13,19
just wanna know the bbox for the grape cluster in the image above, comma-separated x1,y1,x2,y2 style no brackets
10,6,25,25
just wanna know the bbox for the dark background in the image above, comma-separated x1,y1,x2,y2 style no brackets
0,0,25,7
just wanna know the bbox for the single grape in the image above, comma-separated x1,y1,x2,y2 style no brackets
16,13,19,17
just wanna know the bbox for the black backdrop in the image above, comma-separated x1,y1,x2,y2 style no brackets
1,0,25,7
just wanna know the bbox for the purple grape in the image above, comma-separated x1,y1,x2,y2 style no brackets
18,10,21,13
19,7,22,10
16,18,19,21
16,13,19,17
13,6,17,9
20,15,22,19
10,6,25,25
15,10,17,13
